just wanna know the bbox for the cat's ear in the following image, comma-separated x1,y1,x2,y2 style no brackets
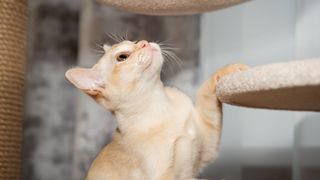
103,44,111,52
65,68,105,96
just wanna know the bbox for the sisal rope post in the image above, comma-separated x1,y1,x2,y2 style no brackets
0,0,27,179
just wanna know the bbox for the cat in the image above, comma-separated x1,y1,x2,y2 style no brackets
65,40,248,180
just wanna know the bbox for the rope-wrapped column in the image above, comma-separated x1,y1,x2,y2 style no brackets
0,0,27,179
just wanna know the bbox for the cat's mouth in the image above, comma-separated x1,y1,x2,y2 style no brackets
135,42,163,74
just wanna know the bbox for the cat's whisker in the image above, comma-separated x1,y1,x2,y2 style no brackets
123,30,129,41
158,42,175,46
161,49,183,75
89,42,106,59
119,31,129,42
90,48,105,54
161,49,183,68
118,33,126,42
158,43,177,48
89,54,104,59
158,42,178,51
106,31,130,43
114,34,124,42
94,42,104,50
90,48,105,55
157,39,175,45
160,47,180,51
161,53,175,75
168,51,183,66
162,51,175,64
158,43,181,57
107,32,123,43
106,32,116,42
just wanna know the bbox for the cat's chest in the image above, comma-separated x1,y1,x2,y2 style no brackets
131,117,198,178
135,130,182,179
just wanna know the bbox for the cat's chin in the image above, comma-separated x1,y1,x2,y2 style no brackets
139,44,162,72
150,43,164,63
146,54,163,75
150,42,161,52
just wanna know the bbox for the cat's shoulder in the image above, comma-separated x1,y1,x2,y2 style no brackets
164,86,193,106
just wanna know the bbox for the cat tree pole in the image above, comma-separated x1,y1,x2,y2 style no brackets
0,0,27,179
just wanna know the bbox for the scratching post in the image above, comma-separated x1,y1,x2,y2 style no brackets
216,59,320,111
97,0,248,15
0,0,27,179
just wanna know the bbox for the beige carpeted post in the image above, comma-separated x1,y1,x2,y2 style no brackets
0,0,27,179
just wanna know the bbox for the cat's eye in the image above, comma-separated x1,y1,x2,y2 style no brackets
116,53,130,62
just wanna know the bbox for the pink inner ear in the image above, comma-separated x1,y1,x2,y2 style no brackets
65,68,104,92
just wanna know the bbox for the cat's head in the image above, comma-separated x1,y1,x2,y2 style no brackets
65,40,164,109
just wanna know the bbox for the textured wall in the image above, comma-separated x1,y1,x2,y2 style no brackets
23,1,79,180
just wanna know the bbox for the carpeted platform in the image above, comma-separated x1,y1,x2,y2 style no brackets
216,59,320,111
97,0,248,15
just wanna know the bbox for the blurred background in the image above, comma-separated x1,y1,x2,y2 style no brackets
23,0,320,179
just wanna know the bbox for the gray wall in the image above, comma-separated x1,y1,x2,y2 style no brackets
23,1,79,180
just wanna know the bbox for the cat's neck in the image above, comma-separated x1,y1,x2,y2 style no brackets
114,83,172,133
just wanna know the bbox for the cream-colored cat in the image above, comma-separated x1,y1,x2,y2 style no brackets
66,40,247,180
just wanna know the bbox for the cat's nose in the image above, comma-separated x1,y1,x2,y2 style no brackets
137,40,149,49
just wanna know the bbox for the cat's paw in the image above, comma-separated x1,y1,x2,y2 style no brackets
214,63,249,82
199,63,249,94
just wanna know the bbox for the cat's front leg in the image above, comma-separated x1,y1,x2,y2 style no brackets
195,64,249,169
173,135,196,180
196,63,249,131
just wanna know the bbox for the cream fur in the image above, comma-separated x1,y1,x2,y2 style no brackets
66,40,247,180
